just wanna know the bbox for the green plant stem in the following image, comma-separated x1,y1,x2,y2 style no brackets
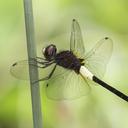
23,0,43,128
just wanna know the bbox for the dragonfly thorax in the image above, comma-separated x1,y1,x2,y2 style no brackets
55,50,82,73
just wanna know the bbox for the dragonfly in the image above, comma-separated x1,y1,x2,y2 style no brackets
10,19,128,101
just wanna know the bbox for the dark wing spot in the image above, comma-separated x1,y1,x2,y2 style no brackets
73,19,76,22
46,84,49,87
12,62,17,67
105,37,109,40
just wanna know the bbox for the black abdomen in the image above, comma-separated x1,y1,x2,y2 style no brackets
55,51,81,73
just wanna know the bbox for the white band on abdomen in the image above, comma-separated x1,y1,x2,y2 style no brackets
80,66,94,80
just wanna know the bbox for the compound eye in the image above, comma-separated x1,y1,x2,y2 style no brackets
43,44,57,60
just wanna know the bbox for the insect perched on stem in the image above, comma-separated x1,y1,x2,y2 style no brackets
10,19,128,101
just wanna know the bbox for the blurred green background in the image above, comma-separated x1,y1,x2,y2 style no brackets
0,0,128,128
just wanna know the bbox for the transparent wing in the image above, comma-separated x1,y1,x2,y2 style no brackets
70,19,85,58
10,60,30,80
10,60,56,81
84,37,113,78
46,66,90,100
11,59,90,100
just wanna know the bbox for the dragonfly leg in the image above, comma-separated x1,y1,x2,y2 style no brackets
36,57,54,62
30,57,54,65
30,57,47,61
36,56,46,60
29,61,55,68
32,64,57,84
36,57,55,63
30,57,46,62
36,60,55,65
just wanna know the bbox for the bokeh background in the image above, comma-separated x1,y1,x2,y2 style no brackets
0,0,128,128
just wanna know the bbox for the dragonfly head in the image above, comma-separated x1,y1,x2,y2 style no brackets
42,44,57,60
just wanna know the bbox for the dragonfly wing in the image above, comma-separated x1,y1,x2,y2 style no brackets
46,66,90,100
10,60,56,81
84,37,113,78
70,19,85,58
10,60,30,80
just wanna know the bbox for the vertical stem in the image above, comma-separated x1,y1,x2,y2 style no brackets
23,0,43,128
